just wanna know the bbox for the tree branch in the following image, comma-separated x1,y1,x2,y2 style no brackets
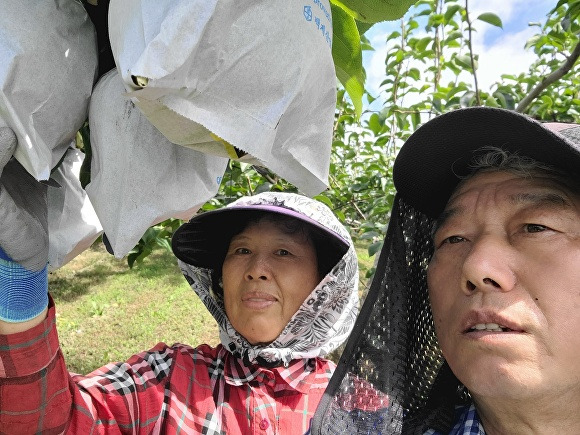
465,0,481,106
350,199,367,220
516,38,580,113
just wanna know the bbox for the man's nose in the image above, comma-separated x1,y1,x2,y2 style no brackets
245,255,272,281
461,235,517,295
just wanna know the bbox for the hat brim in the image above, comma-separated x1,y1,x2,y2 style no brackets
393,107,580,218
172,204,350,269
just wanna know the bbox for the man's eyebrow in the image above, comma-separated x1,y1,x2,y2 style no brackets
432,191,575,237
432,206,462,236
508,192,572,208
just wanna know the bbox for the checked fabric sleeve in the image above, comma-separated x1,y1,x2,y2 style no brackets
1,297,383,434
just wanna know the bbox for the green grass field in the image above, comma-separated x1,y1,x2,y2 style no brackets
49,242,374,374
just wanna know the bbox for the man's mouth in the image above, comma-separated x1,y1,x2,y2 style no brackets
467,323,513,332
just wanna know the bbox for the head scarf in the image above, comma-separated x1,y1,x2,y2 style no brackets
177,192,359,367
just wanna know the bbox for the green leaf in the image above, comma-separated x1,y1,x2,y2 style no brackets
314,194,334,208
477,12,503,28
368,113,382,135
444,4,462,24
411,111,421,129
155,238,172,252
329,0,417,23
332,3,365,118
432,97,442,112
407,67,421,81
460,91,476,107
416,36,432,51
455,53,477,70
368,241,383,257
524,34,542,50
356,21,374,36
485,95,500,108
492,91,515,110
386,30,401,41
446,30,463,42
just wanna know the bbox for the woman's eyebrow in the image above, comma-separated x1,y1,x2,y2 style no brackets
229,234,250,243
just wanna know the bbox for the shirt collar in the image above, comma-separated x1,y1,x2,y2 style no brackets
221,347,334,394
448,403,485,435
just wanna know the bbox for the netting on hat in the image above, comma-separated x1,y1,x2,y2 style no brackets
312,196,466,434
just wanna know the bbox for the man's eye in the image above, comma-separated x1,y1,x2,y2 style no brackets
276,249,290,256
234,247,251,254
443,235,465,244
524,224,547,233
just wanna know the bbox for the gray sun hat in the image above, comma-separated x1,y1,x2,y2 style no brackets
172,192,350,271
394,107,580,218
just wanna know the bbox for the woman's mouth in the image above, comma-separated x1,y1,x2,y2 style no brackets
242,293,277,309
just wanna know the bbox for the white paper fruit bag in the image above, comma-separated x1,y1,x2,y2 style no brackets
86,70,229,257
48,147,103,270
0,0,97,180
108,0,336,196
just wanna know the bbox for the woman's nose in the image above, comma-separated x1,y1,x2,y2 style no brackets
461,235,517,295
245,255,272,281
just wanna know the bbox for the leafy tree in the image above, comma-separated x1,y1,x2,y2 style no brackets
315,0,580,269
81,0,580,268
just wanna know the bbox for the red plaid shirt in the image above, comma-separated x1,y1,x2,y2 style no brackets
0,299,355,434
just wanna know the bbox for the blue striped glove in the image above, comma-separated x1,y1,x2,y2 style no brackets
0,246,48,322
0,127,49,323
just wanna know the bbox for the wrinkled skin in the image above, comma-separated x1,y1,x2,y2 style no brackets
222,218,320,345
429,170,580,432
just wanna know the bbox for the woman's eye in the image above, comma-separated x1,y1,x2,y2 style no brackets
276,249,290,256
234,247,251,254
523,223,548,233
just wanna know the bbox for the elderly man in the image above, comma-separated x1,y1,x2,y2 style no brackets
312,107,580,434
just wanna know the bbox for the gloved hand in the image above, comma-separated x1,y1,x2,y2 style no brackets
0,127,49,323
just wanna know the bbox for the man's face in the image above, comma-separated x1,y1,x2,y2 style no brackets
222,218,320,345
428,170,580,401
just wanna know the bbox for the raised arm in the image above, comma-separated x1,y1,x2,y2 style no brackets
0,126,49,334
0,134,178,432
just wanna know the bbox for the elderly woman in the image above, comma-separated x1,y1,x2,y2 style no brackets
0,138,363,434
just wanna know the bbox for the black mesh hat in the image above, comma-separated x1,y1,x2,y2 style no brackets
312,107,580,434
394,107,580,218
172,192,350,273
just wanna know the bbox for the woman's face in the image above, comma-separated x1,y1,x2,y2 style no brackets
221,218,320,345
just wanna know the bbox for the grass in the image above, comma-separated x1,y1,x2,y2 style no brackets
49,242,375,374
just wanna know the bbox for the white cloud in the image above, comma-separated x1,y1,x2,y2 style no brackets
469,0,552,24
365,42,390,98
471,27,537,92
469,0,524,23
362,0,555,111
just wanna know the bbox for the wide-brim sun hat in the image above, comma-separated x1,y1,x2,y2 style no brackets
172,192,350,271
394,107,580,218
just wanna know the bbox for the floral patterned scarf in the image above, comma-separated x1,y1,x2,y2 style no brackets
177,192,359,367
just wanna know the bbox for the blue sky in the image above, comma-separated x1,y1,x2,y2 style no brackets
362,0,556,111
